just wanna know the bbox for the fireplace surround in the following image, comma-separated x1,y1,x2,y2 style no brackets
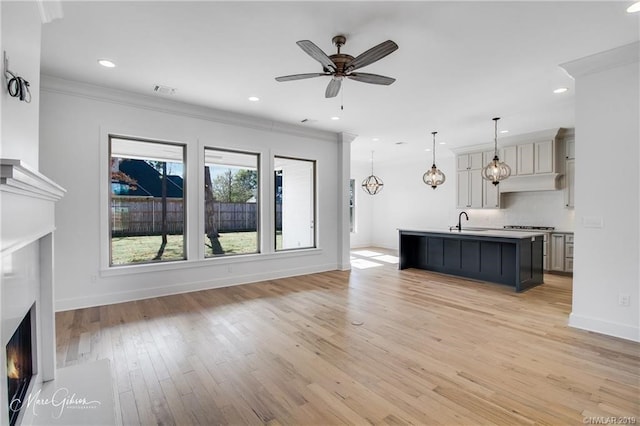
6,307,34,426
1,159,65,425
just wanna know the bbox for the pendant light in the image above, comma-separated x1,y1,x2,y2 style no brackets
482,117,511,185
361,150,384,195
423,131,446,189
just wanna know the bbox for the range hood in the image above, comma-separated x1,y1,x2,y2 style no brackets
498,173,561,192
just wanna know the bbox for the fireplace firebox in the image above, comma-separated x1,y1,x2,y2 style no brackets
6,309,33,426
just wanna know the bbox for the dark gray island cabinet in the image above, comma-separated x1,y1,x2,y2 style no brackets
399,229,544,292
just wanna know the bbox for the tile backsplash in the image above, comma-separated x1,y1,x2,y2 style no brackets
464,190,575,231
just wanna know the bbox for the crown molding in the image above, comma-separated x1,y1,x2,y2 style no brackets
451,128,566,155
560,41,640,79
40,75,338,143
36,0,63,23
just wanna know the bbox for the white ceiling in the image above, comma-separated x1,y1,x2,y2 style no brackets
40,1,639,165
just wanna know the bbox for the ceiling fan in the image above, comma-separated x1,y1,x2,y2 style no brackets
275,35,398,98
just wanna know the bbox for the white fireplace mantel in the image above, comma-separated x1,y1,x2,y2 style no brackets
0,159,66,256
1,158,65,425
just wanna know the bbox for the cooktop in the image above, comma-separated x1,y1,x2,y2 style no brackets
503,225,555,231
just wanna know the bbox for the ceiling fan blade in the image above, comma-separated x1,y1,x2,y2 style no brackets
345,40,398,72
347,72,396,85
275,73,328,82
296,40,336,71
325,78,342,98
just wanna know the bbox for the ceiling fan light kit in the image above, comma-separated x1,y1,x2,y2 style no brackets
276,35,398,98
423,131,446,189
482,117,512,185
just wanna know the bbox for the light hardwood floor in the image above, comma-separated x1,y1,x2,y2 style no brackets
56,249,639,425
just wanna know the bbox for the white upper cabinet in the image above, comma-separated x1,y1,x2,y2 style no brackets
457,152,482,170
535,140,554,174
482,151,500,208
503,146,517,174
456,152,499,209
456,153,485,208
457,155,469,171
566,137,575,160
565,158,575,208
564,130,575,208
517,143,534,175
454,128,571,201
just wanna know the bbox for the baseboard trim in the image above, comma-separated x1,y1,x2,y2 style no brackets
56,263,339,311
569,312,640,342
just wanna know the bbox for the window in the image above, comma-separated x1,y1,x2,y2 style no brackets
204,148,259,256
274,157,316,250
109,137,185,265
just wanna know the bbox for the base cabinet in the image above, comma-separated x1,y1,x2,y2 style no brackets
399,230,544,292
550,232,574,273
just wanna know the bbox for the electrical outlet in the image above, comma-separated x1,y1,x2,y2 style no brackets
618,293,630,307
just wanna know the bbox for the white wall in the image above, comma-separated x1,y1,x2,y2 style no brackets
0,1,41,165
349,159,376,248
1,3,55,424
369,155,458,250
39,77,346,311
562,42,639,342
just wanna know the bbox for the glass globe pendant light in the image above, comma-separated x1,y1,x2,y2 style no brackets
482,117,511,185
423,131,446,189
361,150,384,195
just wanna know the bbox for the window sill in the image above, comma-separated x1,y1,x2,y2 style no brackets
100,247,323,277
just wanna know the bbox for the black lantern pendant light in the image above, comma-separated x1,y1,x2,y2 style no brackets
423,131,446,189
361,150,384,195
482,117,511,185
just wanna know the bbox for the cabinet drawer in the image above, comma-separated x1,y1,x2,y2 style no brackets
565,243,574,258
566,234,574,243
565,257,574,272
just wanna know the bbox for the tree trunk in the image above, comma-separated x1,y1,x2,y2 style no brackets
205,166,224,255
153,162,168,260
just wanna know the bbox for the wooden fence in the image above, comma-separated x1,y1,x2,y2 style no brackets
111,196,270,236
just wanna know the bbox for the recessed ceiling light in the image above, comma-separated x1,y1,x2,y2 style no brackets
372,138,379,141
248,96,260,102
500,130,509,134
330,116,340,121
627,1,640,13
425,148,432,152
553,87,568,94
98,59,116,68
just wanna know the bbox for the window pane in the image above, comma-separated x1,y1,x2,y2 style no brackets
110,137,185,265
274,157,315,251
204,149,259,257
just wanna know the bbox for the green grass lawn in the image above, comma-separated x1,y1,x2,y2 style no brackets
205,232,258,257
111,232,261,265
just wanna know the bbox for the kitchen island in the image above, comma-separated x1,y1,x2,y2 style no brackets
399,229,544,292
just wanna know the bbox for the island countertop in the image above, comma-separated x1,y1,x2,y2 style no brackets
398,228,545,239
